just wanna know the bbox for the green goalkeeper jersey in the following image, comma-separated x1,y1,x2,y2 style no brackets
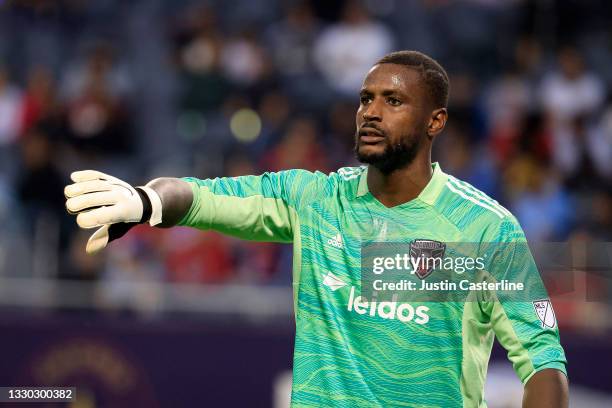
178,163,567,407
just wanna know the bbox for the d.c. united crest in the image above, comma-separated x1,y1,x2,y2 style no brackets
410,239,446,279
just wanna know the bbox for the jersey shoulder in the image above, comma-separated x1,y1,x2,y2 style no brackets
278,167,363,208
328,165,367,198
434,174,522,242
335,165,368,181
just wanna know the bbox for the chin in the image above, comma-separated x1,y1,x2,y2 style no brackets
355,147,385,164
357,142,385,157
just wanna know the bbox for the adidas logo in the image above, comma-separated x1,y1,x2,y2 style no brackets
322,272,347,291
327,233,343,249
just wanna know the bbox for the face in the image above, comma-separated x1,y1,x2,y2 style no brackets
354,63,445,173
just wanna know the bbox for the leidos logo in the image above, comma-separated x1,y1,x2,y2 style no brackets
323,273,429,325
348,287,430,325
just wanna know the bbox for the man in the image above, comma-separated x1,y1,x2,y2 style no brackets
65,51,568,407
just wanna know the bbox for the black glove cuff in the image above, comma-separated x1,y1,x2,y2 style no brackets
135,187,152,224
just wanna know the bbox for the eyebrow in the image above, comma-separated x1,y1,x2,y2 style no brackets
382,90,401,97
359,89,407,99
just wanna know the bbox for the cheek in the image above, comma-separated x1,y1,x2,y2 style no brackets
395,109,425,130
389,112,414,133
355,106,364,123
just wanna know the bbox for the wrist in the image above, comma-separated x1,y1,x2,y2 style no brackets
135,186,163,226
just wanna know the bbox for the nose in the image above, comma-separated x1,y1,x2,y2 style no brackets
362,99,382,122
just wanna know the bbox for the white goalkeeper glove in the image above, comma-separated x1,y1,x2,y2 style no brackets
64,170,163,254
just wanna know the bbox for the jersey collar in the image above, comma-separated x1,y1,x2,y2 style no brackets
356,162,448,206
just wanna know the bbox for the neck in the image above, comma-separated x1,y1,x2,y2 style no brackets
367,153,433,208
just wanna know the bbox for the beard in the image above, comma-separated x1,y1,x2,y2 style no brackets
354,131,424,174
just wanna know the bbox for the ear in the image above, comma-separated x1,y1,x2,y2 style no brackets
427,108,448,139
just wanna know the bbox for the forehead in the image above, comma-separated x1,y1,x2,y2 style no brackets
361,63,423,95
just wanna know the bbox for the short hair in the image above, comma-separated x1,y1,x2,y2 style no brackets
376,50,449,109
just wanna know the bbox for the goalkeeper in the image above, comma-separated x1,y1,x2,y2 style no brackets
65,51,568,407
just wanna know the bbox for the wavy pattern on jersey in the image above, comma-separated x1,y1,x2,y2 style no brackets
293,286,464,407
291,177,470,406
294,212,466,408
185,165,566,407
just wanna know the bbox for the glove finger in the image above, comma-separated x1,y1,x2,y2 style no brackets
64,179,114,198
77,206,124,228
70,170,115,183
66,190,120,214
86,225,109,254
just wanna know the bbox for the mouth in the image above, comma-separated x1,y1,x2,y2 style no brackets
359,127,385,144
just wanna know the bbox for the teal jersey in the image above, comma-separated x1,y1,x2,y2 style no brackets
179,163,567,407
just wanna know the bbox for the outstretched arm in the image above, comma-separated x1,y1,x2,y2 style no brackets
523,368,568,408
65,169,309,253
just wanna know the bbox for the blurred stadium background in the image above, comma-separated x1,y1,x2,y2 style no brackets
0,0,610,406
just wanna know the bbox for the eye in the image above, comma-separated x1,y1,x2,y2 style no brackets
360,95,372,105
387,97,401,106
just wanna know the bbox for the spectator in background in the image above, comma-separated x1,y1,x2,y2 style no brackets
61,42,132,103
539,49,611,190
313,0,393,97
16,126,75,277
505,159,573,241
444,71,483,141
325,101,360,167
500,108,573,241
264,1,320,78
20,65,61,137
0,66,23,181
264,1,326,109
61,43,134,157
552,113,612,190
584,191,612,240
540,47,604,125
189,92,252,175
435,122,499,198
220,28,271,88
261,116,329,172
484,37,544,166
0,66,22,146
484,69,531,165
174,5,229,113
164,228,235,284
251,89,292,155
16,127,64,225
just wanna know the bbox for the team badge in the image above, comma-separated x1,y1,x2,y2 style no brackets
410,239,446,280
532,299,557,328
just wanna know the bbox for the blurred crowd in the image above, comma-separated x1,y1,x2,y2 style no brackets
0,0,611,312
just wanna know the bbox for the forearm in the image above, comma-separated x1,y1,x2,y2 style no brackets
147,177,193,227
523,368,568,408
